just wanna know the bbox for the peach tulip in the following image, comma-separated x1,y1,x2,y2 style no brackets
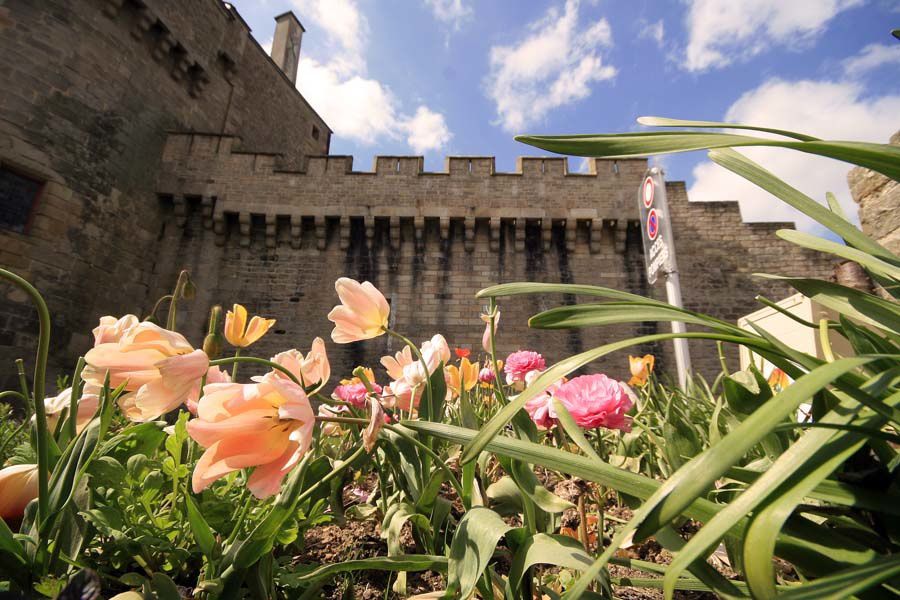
93,314,140,346
327,278,390,343
628,355,655,387
187,373,315,499
0,464,39,521
43,384,100,433
318,404,349,436
83,322,209,422
224,304,276,348
265,338,330,392
185,366,232,415
382,379,422,412
381,346,414,381
363,396,386,452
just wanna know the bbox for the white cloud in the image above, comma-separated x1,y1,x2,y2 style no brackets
688,78,900,232
485,0,617,132
291,0,452,153
424,0,472,30
682,0,862,72
402,106,453,154
638,19,664,48
842,43,900,77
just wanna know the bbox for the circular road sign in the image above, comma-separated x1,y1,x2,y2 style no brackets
642,177,654,208
647,208,659,240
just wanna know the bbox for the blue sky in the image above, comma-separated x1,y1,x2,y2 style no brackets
233,0,900,232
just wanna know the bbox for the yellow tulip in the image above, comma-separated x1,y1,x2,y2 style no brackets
224,303,276,348
627,354,655,387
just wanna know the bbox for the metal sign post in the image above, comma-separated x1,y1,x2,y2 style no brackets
638,167,692,388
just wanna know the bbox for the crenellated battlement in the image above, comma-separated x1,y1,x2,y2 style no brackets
158,132,650,252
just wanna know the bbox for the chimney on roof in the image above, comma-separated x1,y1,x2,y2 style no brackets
271,11,303,85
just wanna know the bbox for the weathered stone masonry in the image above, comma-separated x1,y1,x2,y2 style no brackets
151,131,833,381
0,0,839,389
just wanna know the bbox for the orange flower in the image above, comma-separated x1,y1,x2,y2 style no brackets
627,354,655,387
455,347,470,359
767,368,790,391
0,464,39,521
446,358,480,396
327,278,390,343
265,337,330,392
187,373,315,499
224,304,276,348
84,322,209,421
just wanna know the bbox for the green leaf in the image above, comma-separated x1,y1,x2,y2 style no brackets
507,459,574,514
514,129,900,182
293,554,448,582
149,573,182,600
709,148,895,260
776,229,900,281
773,553,900,600
529,303,718,331
185,494,217,560
758,276,900,335
443,507,513,599
635,116,820,141
662,387,900,598
558,357,872,600
506,533,607,598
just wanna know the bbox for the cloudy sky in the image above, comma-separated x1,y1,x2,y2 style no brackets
234,0,900,233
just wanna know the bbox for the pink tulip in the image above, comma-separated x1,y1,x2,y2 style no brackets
504,350,546,385
327,278,390,343
382,379,422,412
265,338,331,391
0,464,39,521
481,310,500,353
43,385,100,433
92,314,140,346
553,374,633,432
84,322,209,422
187,373,315,499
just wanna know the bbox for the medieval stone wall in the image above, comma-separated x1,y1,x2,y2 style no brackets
0,0,328,387
150,133,834,383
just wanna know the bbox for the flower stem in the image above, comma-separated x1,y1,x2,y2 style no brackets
166,270,190,331
209,354,303,387
0,268,51,530
68,356,85,441
14,359,32,419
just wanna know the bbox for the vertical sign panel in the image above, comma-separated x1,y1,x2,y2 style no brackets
639,167,677,285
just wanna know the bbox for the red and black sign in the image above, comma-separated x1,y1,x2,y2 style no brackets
638,168,677,285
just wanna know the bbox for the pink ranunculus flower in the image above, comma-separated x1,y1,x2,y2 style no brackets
327,278,390,343
92,314,140,346
187,373,315,499
265,338,330,392
333,380,382,408
43,384,101,433
84,322,209,422
504,350,546,385
0,464,39,521
553,374,633,432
